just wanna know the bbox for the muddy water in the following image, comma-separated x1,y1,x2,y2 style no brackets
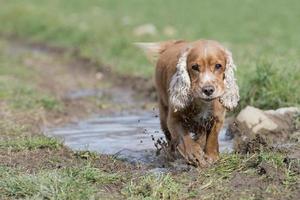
9,40,233,166
46,111,233,165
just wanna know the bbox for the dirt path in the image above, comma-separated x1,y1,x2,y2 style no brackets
6,38,154,125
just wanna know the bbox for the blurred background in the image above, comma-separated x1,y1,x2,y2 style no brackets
0,0,299,109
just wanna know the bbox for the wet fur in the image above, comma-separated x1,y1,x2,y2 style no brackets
137,39,239,166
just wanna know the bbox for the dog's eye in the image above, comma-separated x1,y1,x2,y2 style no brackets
192,64,199,71
215,64,222,70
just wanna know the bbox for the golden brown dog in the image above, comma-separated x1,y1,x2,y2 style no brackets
137,40,239,166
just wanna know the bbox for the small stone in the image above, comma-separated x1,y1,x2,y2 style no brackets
236,106,278,133
232,106,300,153
121,16,131,26
163,26,176,36
95,72,103,80
133,24,157,36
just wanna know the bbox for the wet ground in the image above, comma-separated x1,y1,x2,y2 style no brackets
46,91,234,166
2,38,299,199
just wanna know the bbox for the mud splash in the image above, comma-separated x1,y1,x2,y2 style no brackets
10,38,233,167
45,108,234,165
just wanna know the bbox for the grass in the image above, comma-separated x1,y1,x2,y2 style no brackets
239,59,300,110
0,165,122,200
121,151,299,199
0,40,62,112
0,0,299,109
0,137,61,151
123,174,183,200
0,119,29,137
9,85,61,111
196,151,299,199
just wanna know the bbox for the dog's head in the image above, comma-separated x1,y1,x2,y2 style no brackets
169,40,239,111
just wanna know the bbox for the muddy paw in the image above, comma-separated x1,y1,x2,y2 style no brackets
204,153,220,165
177,138,207,167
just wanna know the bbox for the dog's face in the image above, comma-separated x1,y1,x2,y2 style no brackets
187,43,227,101
169,40,239,111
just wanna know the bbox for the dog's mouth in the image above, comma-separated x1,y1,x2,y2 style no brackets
193,89,223,102
200,97,218,102
198,90,224,102
194,95,218,102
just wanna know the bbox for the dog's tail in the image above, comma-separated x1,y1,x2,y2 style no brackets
134,42,161,63
134,40,183,63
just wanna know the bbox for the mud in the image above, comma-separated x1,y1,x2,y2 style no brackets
230,111,300,154
0,147,137,174
46,110,234,167
228,157,300,199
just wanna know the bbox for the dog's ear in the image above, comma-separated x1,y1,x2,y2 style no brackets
169,48,191,111
220,49,240,110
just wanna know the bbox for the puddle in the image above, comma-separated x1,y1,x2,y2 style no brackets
46,111,233,166
8,39,234,167
64,88,135,105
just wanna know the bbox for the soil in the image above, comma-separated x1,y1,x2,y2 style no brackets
228,159,300,199
0,147,139,174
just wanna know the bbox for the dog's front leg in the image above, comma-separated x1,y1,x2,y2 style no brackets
205,118,224,163
167,112,206,166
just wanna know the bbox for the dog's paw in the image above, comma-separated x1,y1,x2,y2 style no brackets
177,136,207,167
204,153,220,165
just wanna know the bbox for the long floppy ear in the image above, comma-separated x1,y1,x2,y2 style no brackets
220,49,240,110
169,49,191,111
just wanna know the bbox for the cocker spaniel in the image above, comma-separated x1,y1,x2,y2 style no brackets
137,40,239,166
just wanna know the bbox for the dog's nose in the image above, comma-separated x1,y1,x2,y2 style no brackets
202,85,215,96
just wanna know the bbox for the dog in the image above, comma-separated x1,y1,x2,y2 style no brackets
136,40,239,166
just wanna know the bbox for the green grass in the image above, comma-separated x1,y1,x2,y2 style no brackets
239,59,300,110
0,137,61,151
0,40,62,111
123,174,183,200
9,84,61,110
121,151,299,199
191,151,298,199
0,77,61,111
0,0,299,109
0,165,122,200
0,119,28,137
